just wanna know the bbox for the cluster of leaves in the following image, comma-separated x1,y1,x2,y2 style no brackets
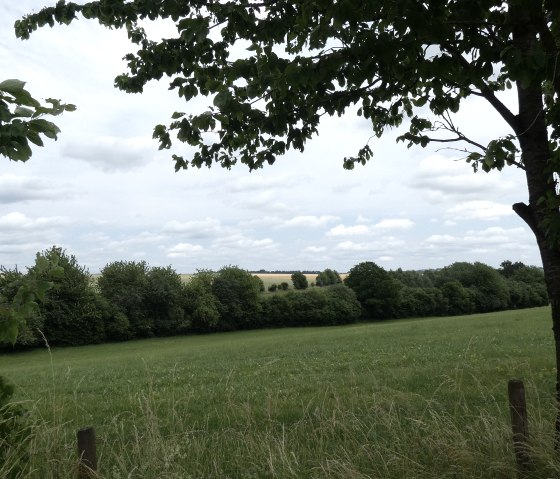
0,79,75,162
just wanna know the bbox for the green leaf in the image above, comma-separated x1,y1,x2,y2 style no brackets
0,79,26,94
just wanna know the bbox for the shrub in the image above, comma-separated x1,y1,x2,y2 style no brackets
29,246,105,346
184,270,221,332
279,281,289,291
291,272,308,290
344,261,401,319
98,261,151,338
212,266,262,330
315,268,342,287
145,266,190,336
268,284,278,292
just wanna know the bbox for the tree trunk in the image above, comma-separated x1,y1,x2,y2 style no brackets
511,0,560,447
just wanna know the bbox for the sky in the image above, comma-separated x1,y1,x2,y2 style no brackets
0,2,542,274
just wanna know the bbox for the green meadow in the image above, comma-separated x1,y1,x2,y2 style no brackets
2,307,559,478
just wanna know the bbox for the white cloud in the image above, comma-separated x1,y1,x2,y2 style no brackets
163,217,222,238
377,256,394,262
326,224,370,236
425,234,458,244
282,215,339,228
0,212,69,230
373,218,415,230
303,246,327,253
167,242,204,257
446,201,514,221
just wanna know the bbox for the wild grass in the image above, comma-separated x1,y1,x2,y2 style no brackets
1,307,559,478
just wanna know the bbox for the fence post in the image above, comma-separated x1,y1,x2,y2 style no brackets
77,426,97,478
508,379,531,475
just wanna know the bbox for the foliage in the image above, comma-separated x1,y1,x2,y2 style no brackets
260,284,361,328
253,275,265,293
315,269,341,287
279,281,289,291
291,272,309,290
435,262,510,313
145,266,190,336
29,246,104,346
212,266,262,330
16,1,558,179
184,269,221,332
0,78,75,162
0,251,63,346
344,261,401,319
98,260,151,338
267,283,277,293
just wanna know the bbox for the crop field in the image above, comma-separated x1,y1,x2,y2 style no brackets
2,307,559,478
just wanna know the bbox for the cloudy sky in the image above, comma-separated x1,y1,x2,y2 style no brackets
0,2,541,273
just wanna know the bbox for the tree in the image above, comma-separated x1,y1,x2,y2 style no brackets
291,272,309,290
17,0,560,441
315,269,342,287
344,261,401,319
97,260,151,338
145,266,190,336
184,269,221,332
29,246,105,346
212,266,262,330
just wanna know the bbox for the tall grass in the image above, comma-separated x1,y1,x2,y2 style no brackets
2,307,559,478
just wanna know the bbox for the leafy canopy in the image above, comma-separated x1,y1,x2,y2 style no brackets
15,0,559,174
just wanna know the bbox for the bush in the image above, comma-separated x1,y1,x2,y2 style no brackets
268,283,278,292
344,262,401,319
291,272,308,290
29,246,105,346
212,266,262,330
315,268,342,287
184,270,221,332
98,261,151,338
145,266,190,336
279,281,289,291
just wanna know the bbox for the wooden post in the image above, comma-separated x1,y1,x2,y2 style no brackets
508,379,531,475
77,426,97,478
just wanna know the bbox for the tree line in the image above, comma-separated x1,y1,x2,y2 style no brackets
0,246,548,351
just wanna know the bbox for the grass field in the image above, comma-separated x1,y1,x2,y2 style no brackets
1,307,559,478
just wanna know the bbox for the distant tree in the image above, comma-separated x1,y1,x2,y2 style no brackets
145,266,190,336
324,284,362,325
398,286,445,318
498,260,527,278
291,272,309,290
212,266,262,330
98,260,151,338
316,269,342,287
344,262,401,319
440,280,474,316
279,281,289,291
268,284,278,293
253,275,265,293
435,262,509,313
29,246,104,346
184,270,221,332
